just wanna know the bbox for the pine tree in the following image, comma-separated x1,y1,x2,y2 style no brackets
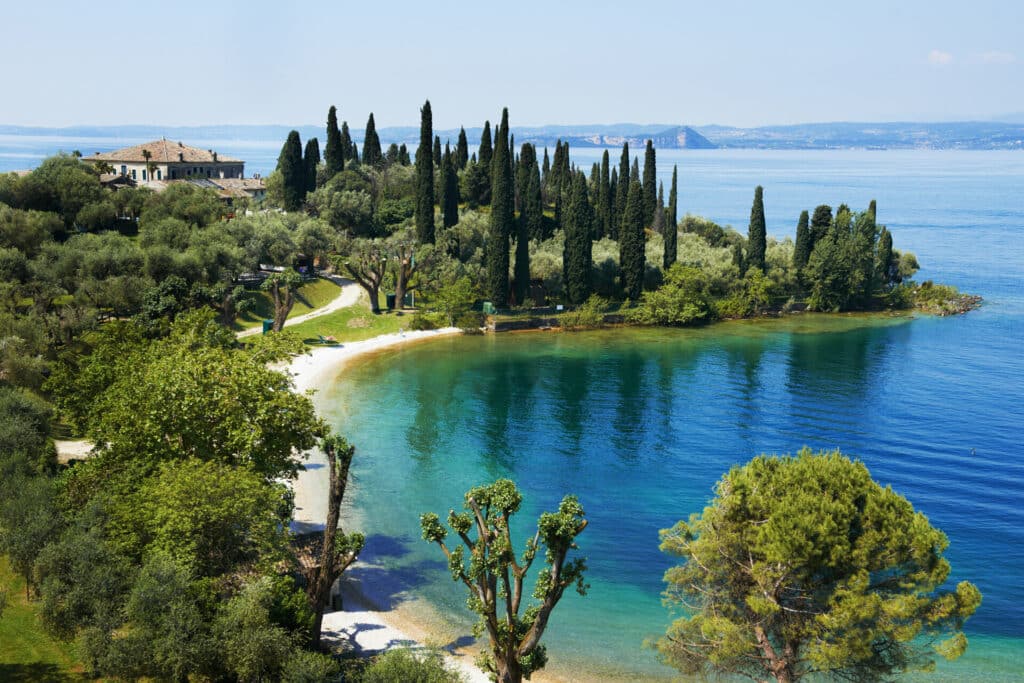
793,209,812,272
599,150,611,239
620,179,645,300
664,165,678,270
615,143,629,233
303,136,320,193
642,139,657,225
362,113,382,166
276,130,305,211
563,172,594,304
340,122,353,163
747,185,767,273
433,135,442,167
456,127,469,169
324,106,344,177
415,100,435,244
486,108,513,306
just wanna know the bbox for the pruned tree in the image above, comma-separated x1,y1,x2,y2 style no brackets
306,433,364,648
338,239,388,313
421,479,588,683
656,449,981,683
260,268,304,332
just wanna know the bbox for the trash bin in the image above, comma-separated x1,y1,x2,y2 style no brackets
386,293,397,310
482,301,496,315
262,319,274,334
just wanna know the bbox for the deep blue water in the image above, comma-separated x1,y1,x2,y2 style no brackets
320,150,1024,681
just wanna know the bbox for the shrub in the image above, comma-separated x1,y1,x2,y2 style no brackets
361,648,466,683
560,295,609,330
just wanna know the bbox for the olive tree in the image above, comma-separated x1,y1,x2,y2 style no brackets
656,449,981,683
421,479,588,683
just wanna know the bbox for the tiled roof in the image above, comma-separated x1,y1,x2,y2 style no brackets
87,139,242,164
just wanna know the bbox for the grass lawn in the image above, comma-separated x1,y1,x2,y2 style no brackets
234,277,343,330
0,557,88,681
285,292,406,345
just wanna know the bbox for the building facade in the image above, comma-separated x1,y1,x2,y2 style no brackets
85,139,244,182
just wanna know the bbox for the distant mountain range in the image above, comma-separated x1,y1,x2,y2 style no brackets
2,121,1022,150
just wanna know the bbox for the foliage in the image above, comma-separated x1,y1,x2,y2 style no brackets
629,264,713,326
421,479,588,683
215,577,296,683
562,173,593,304
426,275,478,326
560,295,609,330
277,130,308,212
281,649,342,682
416,100,436,243
664,165,678,269
362,647,466,683
656,449,981,683
747,185,767,273
486,109,513,306
619,180,645,300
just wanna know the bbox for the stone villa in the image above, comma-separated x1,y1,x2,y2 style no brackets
85,139,245,182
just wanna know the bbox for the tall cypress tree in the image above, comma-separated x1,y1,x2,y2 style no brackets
303,137,320,193
517,143,536,213
876,226,894,289
486,108,513,306
620,179,645,300
513,183,531,306
608,167,618,240
340,122,353,163
441,148,460,230
398,144,411,166
615,143,630,234
541,147,550,183
362,113,382,166
747,185,767,273
456,127,469,169
631,157,640,183
524,157,544,242
664,165,678,270
415,100,435,244
599,150,611,239
810,204,833,244
479,121,493,168
793,209,812,271
563,172,594,304
642,139,657,225
324,106,343,177
433,135,442,168
350,143,359,166
276,130,305,212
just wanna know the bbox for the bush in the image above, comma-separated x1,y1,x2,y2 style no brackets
361,648,466,683
407,313,440,331
281,649,341,683
454,311,484,333
560,295,609,330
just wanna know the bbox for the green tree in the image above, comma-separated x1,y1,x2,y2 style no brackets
478,120,493,169
628,264,713,326
420,479,588,683
0,475,61,597
642,139,656,225
339,238,388,313
456,126,470,169
362,113,382,166
441,148,461,231
664,165,678,270
486,109,512,306
415,100,436,243
340,121,353,164
276,131,306,212
363,648,467,683
614,143,630,234
303,137,320,193
262,268,305,332
562,172,593,304
324,105,344,177
599,150,611,238
523,156,544,242
747,185,767,273
656,449,981,683
215,577,294,683
810,204,833,244
792,209,812,272
433,135,442,168
619,180,645,300
513,202,531,306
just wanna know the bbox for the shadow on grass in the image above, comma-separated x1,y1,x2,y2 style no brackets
0,664,83,682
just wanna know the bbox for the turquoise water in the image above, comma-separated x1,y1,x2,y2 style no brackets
319,151,1024,681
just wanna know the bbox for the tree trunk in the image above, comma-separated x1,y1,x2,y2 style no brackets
495,658,522,683
367,284,381,314
394,259,409,310
272,285,295,332
309,439,355,648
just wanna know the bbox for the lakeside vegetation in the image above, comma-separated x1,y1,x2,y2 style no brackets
0,101,983,682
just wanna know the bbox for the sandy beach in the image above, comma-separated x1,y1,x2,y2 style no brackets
285,326,500,682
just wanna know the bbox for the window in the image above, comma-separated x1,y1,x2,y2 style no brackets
142,169,147,180
120,164,126,175
157,170,162,180
131,169,136,180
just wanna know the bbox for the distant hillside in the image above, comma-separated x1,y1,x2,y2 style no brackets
2,121,1021,150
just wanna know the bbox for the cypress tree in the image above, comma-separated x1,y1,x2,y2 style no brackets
652,181,665,235
615,143,630,233
517,143,536,213
563,172,594,304
793,209,812,271
385,143,399,165
433,135,442,167
542,147,550,183
276,130,305,211
479,121,493,168
415,100,435,243
456,127,469,169
642,139,657,225
620,179,645,300
340,122,353,163
810,204,833,244
608,167,618,240
324,106,343,177
350,143,359,166
869,199,877,220
398,144,411,166
513,185,531,306
631,157,640,183
599,150,611,239
441,145,460,230
747,185,767,273
362,113,382,166
876,226,894,288
303,136,320,193
664,165,678,270
524,157,544,242
486,108,513,306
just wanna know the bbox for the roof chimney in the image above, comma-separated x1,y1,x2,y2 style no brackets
213,151,218,162
178,152,184,162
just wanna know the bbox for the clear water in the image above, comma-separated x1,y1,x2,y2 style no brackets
320,150,1024,681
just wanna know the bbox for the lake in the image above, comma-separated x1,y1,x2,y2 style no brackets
318,149,1023,681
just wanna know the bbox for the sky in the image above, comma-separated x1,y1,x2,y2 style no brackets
3,0,1022,129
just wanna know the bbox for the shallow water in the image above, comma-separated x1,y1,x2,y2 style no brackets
320,150,1023,680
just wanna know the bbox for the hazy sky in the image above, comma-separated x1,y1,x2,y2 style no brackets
4,0,1021,128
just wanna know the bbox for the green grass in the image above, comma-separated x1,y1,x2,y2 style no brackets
234,277,343,330
286,291,406,345
0,557,88,681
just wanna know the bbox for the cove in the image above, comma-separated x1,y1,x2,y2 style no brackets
320,310,1023,682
